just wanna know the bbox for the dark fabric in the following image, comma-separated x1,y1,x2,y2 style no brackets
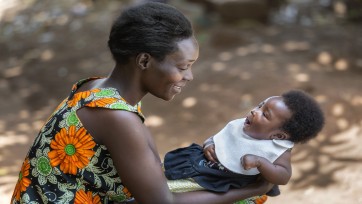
164,143,280,196
266,185,280,197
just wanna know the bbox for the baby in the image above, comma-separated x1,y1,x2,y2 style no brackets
164,90,325,197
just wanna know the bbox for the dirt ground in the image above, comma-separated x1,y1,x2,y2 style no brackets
1,0,362,203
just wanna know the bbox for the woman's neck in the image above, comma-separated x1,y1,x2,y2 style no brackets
103,64,147,106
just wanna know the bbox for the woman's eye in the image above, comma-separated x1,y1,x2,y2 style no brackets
180,63,193,70
178,66,188,70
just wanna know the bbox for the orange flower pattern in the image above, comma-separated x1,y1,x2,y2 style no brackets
11,78,144,203
75,190,101,204
122,187,132,198
254,195,268,204
87,98,118,108
48,126,96,175
68,88,100,107
12,158,31,202
233,195,268,204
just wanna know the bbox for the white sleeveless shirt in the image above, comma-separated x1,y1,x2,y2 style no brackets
213,118,294,175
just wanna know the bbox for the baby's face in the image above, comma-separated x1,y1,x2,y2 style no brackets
243,96,292,140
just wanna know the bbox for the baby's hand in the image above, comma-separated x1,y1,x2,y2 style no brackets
241,154,261,170
203,144,218,162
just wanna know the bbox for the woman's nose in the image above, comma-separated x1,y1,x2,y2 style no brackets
184,68,193,81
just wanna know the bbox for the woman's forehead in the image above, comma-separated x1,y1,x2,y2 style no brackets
170,37,199,61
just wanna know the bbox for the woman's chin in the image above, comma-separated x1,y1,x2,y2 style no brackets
154,93,176,101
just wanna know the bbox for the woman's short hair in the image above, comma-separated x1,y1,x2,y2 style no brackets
108,2,193,64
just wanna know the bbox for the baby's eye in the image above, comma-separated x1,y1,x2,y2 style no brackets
263,112,271,119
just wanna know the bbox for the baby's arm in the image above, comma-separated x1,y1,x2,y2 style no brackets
203,136,218,162
242,150,292,185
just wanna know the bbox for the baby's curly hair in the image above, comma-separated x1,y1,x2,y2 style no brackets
281,90,325,143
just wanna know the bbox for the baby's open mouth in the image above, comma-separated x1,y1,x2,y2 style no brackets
245,117,251,125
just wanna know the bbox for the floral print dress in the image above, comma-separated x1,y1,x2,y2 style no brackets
11,77,143,204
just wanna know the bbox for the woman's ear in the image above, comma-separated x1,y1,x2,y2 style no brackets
270,130,290,140
136,53,151,70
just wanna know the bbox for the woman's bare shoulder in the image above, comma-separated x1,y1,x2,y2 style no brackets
77,107,146,144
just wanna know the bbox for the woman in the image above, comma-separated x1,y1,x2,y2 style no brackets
11,2,272,203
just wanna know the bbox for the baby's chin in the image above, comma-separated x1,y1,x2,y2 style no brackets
242,127,257,139
242,122,250,131
242,126,250,135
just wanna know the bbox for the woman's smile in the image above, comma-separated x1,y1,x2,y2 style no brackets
173,85,182,93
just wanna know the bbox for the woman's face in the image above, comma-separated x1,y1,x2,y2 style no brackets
243,96,292,140
143,37,199,101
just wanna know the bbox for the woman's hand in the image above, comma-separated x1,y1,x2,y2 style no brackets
203,144,218,162
251,176,274,195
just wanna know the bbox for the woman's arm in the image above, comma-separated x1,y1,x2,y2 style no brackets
242,150,292,185
122,179,272,204
78,108,272,203
172,179,272,204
